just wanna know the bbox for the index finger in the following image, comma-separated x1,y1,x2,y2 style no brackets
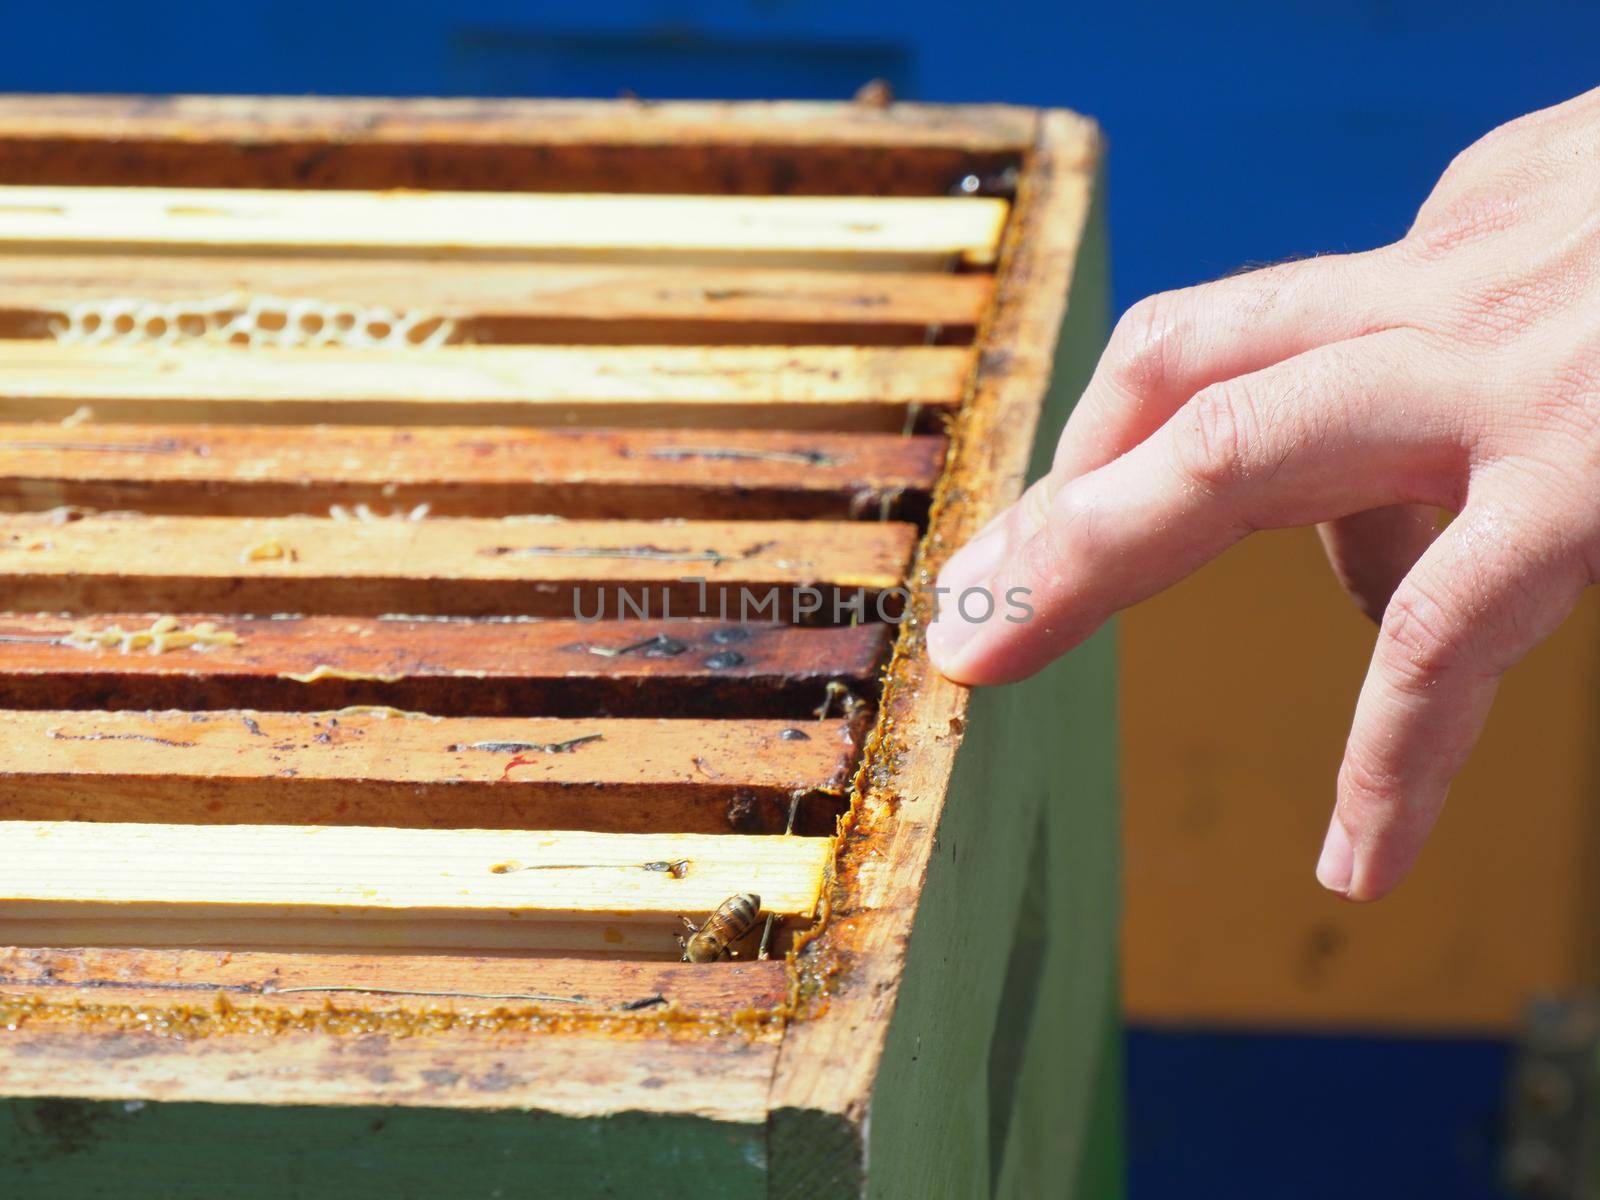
928,330,1465,684
1053,249,1403,482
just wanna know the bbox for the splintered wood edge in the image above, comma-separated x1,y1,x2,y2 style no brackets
767,111,1102,1139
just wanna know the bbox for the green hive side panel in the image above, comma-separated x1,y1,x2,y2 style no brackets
0,1099,768,1199
863,168,1123,1200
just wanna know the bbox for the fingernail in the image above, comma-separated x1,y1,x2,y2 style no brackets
1316,817,1354,895
927,525,1009,671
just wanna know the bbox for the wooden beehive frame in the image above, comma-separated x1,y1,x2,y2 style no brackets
0,96,1102,1192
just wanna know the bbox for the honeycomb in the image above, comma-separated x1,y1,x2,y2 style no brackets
47,293,460,350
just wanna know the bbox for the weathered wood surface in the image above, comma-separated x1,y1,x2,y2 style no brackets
767,110,1106,1196
0,945,788,1015
0,821,831,954
0,342,970,430
864,161,1120,1200
0,709,856,833
0,1021,783,1118
0,94,1035,196
0,513,917,618
0,423,946,519
0,256,991,344
0,614,891,718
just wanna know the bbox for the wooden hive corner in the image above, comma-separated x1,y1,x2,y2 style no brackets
0,96,1111,1198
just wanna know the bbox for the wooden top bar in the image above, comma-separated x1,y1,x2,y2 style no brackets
0,95,1047,195
0,187,1007,270
0,946,791,1016
0,614,891,718
0,821,831,913
0,95,1041,152
0,342,971,430
0,708,857,834
0,256,993,345
0,821,834,955
0,423,946,520
0,512,917,617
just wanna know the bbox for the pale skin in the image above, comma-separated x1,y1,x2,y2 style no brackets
926,86,1600,902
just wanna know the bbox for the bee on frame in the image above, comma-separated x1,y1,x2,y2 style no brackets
680,893,761,963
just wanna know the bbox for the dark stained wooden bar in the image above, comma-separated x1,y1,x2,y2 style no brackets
0,94,1030,196
0,614,891,717
0,513,917,620
0,709,858,834
0,423,947,521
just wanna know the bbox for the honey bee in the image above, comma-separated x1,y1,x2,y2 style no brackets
679,893,761,963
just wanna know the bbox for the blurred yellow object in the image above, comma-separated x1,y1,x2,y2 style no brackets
1121,525,1600,1032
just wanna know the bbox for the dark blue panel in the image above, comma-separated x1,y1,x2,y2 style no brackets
1126,1027,1513,1200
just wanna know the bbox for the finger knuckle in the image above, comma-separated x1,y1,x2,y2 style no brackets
1173,381,1262,494
1407,184,1525,260
1104,291,1188,398
1378,580,1466,693
1338,749,1407,810
1014,487,1093,600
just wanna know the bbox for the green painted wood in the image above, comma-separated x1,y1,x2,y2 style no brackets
862,166,1122,1199
0,1099,767,1199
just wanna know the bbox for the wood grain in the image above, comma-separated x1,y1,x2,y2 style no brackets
0,945,788,1015
0,709,858,834
769,110,1101,1186
0,1023,782,1120
0,94,1034,196
0,342,971,430
0,513,917,618
0,820,832,955
0,614,891,718
0,186,1007,269
0,423,946,520
0,255,991,344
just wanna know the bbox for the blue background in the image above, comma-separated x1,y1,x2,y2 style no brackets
9,2,1599,314
10,4,1595,1195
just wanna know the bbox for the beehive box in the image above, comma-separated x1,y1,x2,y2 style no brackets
0,95,1116,1199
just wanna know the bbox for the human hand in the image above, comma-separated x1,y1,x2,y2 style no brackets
926,86,1600,901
